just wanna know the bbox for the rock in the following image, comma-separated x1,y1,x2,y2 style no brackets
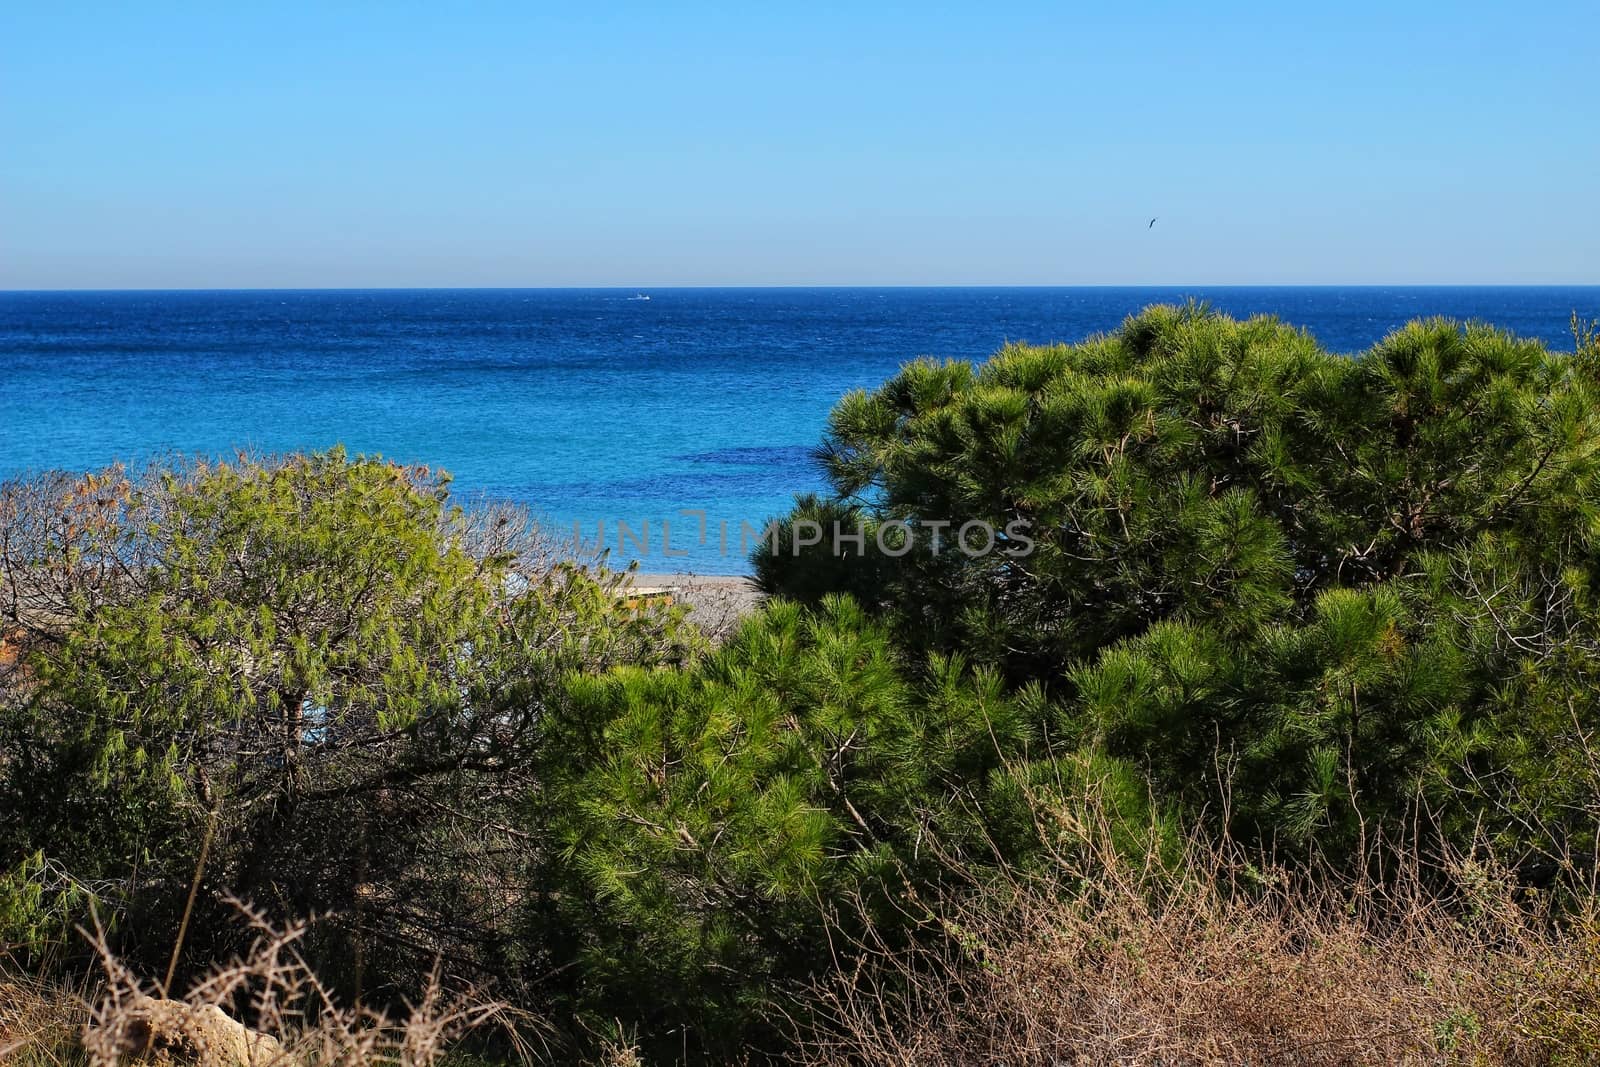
106,996,289,1066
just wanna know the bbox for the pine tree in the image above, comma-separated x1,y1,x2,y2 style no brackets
760,306,1600,868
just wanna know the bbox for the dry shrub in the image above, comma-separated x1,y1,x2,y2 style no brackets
802,817,1600,1066
65,908,540,1067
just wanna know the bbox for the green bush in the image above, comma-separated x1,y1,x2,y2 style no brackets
0,449,695,991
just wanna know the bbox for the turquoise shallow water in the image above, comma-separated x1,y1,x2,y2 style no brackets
3,287,1597,573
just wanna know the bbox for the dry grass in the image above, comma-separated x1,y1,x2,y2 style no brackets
8,830,1600,1065
9,859,1600,1067
2,900,540,1067
801,824,1600,1066
0,970,86,1066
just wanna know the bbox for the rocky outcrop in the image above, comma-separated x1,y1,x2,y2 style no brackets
104,996,289,1067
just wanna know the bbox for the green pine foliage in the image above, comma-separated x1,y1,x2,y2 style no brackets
762,305,1600,869
537,594,1164,1054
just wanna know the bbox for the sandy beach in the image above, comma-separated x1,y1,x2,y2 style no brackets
628,571,764,638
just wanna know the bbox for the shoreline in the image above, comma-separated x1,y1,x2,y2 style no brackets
628,571,763,637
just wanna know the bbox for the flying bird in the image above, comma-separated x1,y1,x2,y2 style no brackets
1148,217,1158,229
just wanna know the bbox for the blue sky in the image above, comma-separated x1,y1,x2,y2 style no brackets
2,2,1595,288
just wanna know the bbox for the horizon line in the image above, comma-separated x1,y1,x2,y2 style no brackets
6,282,1600,295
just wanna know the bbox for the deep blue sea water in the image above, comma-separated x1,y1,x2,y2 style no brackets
3,287,1597,574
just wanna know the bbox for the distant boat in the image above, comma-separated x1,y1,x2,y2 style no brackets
629,293,651,301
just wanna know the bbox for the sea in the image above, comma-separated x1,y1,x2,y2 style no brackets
3,286,1597,574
